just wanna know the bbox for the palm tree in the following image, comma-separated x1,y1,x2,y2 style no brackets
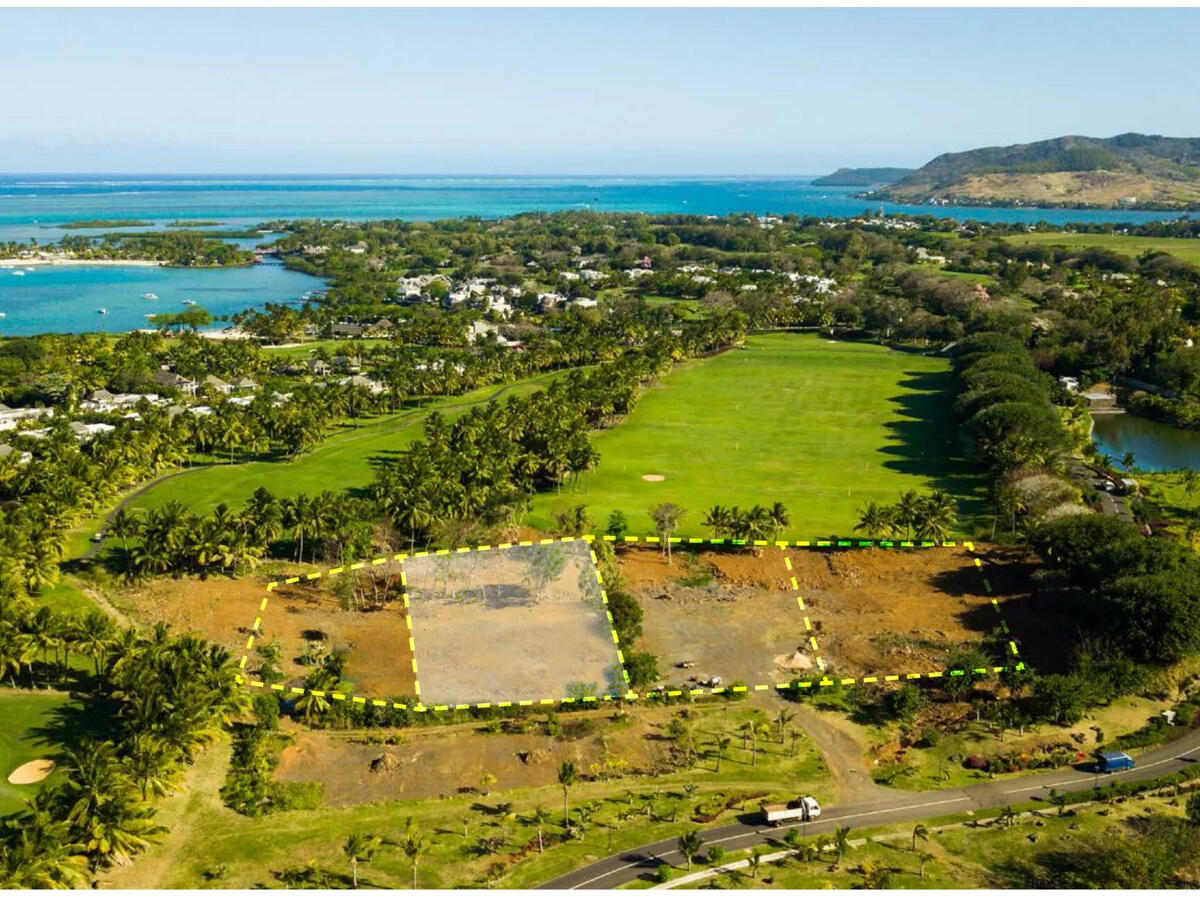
0,623,32,687
831,826,851,868
342,832,380,889
853,501,892,540
910,823,929,852
1179,467,1200,507
768,502,791,541
108,507,140,557
125,735,181,802
894,491,920,541
702,505,731,536
917,850,934,879
712,734,732,773
283,493,321,563
915,491,957,543
677,829,704,871
748,848,763,879
1121,450,1136,471
776,709,794,744
557,760,578,829
401,818,428,891
529,806,550,853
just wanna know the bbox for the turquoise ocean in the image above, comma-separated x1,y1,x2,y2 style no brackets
0,175,1183,336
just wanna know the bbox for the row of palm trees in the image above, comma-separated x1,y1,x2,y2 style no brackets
108,488,375,579
701,503,792,542
853,490,959,543
370,354,666,549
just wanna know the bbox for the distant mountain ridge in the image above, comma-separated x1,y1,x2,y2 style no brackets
870,133,1200,210
811,167,913,187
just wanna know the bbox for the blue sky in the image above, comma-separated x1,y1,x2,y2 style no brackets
2,8,1197,174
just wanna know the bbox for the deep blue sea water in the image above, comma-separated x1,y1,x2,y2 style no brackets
0,175,1186,335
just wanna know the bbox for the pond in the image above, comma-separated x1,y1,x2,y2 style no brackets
1091,412,1200,473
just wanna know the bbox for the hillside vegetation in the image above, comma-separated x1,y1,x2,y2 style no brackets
874,133,1200,209
811,166,913,187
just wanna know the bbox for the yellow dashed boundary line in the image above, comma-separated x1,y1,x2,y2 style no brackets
236,534,1024,710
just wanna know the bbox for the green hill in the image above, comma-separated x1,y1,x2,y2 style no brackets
811,167,913,187
874,133,1200,209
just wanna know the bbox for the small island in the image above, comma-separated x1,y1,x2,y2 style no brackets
59,218,153,229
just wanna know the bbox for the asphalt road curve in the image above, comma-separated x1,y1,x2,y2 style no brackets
540,729,1200,889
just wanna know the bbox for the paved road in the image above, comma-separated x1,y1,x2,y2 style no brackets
540,729,1200,889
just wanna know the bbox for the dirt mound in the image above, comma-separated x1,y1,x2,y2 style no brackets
516,747,552,766
7,759,55,784
773,650,813,671
370,752,402,774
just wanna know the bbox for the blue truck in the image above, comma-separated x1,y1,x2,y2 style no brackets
1096,751,1136,773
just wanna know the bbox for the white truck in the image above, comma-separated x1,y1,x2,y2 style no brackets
760,795,821,824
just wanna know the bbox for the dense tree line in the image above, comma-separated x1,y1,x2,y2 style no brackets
0,603,243,886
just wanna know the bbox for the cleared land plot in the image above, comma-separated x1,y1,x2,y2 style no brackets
117,569,417,698
531,333,985,538
1007,232,1200,267
618,543,1046,685
616,546,802,689
260,564,417,698
404,542,623,705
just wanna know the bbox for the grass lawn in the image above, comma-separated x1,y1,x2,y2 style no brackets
28,576,101,618
1006,232,1200,267
129,370,570,515
1136,471,1200,543
531,333,986,539
0,690,81,816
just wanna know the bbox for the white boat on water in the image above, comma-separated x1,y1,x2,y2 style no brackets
97,308,108,315
181,298,196,306
142,292,158,300
0,312,7,318
11,270,24,276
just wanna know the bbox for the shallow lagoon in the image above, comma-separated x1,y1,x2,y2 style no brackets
0,260,324,336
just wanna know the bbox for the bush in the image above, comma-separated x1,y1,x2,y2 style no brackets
252,692,281,730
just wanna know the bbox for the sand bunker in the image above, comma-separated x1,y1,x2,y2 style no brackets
641,474,666,482
7,759,55,784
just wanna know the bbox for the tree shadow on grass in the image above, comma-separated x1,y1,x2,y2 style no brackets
877,370,989,528
27,694,121,757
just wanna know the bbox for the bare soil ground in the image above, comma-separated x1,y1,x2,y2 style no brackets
618,544,1048,683
273,710,673,806
265,571,417,698
118,565,417,698
618,547,798,689
403,542,622,705
118,574,267,659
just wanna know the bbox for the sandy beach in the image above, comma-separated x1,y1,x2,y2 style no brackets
0,257,165,268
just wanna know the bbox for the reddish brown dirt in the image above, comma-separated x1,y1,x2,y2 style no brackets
618,544,1044,682
118,569,417,697
265,579,417,697
273,710,674,807
118,574,268,659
